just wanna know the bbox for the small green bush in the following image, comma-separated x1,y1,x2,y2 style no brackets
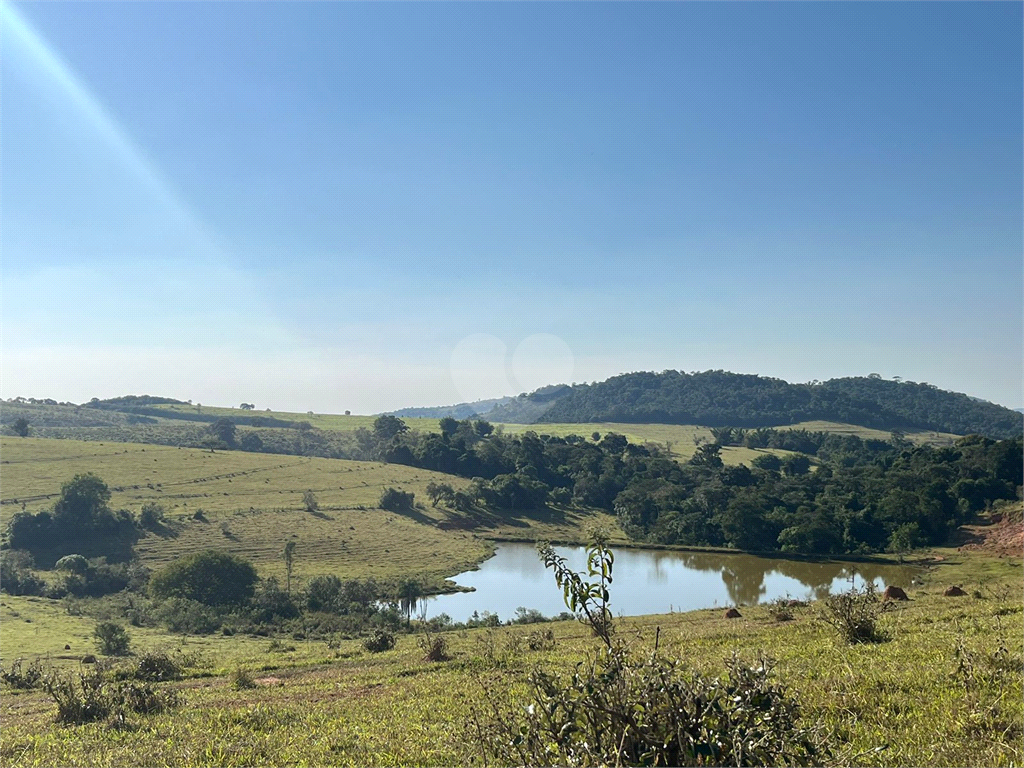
363,629,396,653
131,651,182,682
94,622,131,656
526,628,556,651
155,597,222,635
379,487,415,511
818,582,894,643
138,502,167,531
230,667,256,690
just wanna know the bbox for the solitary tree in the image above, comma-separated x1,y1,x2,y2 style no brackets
302,490,319,514
397,578,422,626
239,403,255,411
10,418,29,437
283,540,297,594
209,418,237,447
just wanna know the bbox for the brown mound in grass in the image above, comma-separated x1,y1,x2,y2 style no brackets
883,585,908,601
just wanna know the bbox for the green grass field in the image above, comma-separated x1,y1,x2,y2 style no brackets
0,438,619,588
150,403,961,451
1,548,1019,767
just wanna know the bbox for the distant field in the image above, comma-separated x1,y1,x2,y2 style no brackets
780,420,961,445
143,409,801,464
147,403,440,433
0,438,618,588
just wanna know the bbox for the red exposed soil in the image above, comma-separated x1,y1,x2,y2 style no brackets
960,509,1024,558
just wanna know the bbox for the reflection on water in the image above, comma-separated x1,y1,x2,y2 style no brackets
424,543,920,623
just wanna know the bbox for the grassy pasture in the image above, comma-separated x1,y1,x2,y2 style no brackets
0,438,618,588
780,420,961,445
144,410,802,465
0,549,1019,767
148,403,440,434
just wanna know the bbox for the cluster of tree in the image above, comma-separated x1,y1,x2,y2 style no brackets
85,395,187,407
487,371,1021,438
366,416,1021,557
613,436,1022,556
6,473,140,564
708,426,898,466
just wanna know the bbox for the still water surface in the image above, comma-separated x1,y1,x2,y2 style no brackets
423,543,919,622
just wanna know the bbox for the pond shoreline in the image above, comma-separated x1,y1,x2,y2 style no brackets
424,541,923,622
481,534,917,567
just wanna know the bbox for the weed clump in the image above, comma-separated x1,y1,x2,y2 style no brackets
41,666,179,725
131,650,182,682
0,657,45,689
526,627,556,651
362,629,396,653
230,667,257,690
419,630,451,662
819,582,895,644
769,597,795,622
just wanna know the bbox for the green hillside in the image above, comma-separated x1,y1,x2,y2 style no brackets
0,438,618,588
485,371,1022,438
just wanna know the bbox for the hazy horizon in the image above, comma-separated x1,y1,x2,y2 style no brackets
3,1,1021,413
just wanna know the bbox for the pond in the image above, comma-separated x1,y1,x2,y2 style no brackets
421,543,920,623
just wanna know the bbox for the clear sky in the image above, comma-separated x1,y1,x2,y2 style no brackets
2,1,1021,413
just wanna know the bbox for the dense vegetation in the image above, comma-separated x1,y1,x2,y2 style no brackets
485,371,1022,437
6,474,140,565
369,417,1021,556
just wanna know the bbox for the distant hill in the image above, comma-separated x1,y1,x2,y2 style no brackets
387,397,512,419
482,371,1022,439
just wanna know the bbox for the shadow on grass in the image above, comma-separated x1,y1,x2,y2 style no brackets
436,504,567,531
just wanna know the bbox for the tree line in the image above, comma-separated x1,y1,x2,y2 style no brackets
489,370,1023,438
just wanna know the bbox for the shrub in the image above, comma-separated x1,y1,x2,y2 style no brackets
477,648,822,767
94,622,131,656
42,667,111,724
363,629,396,653
419,631,451,662
0,550,47,596
131,650,182,682
526,628,556,651
818,582,894,643
154,597,222,635
0,657,45,689
230,667,256,690
41,667,179,725
138,503,167,531
379,487,415,511
768,597,795,622
149,550,258,607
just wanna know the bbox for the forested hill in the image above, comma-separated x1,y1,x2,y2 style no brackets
485,371,1022,438
388,397,511,419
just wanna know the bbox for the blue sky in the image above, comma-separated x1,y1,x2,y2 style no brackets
2,1,1021,412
